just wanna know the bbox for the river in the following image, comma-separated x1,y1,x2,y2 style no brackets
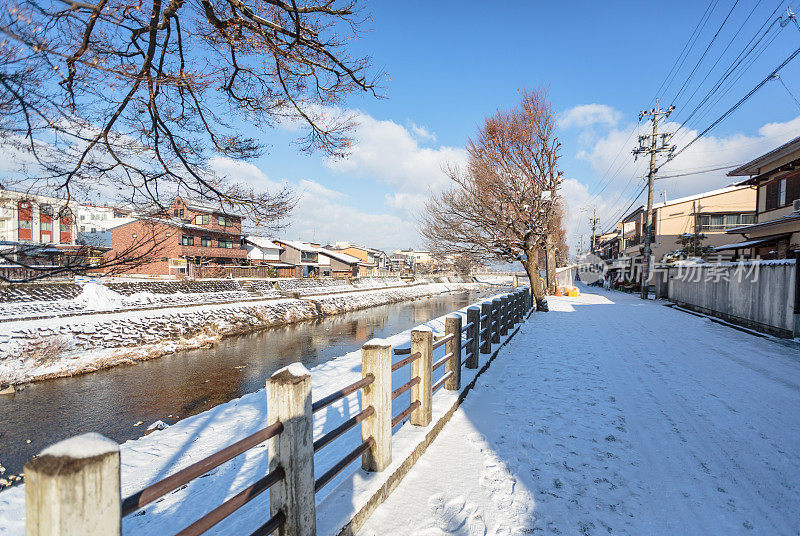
0,288,500,478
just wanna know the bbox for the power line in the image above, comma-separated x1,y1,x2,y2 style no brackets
774,73,800,110
673,3,786,136
671,0,742,107
584,1,720,209
666,44,800,167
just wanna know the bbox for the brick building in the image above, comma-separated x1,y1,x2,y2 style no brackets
105,197,246,276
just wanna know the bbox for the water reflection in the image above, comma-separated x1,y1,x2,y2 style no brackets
0,289,497,476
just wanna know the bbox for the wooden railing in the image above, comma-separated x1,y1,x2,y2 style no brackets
21,288,533,536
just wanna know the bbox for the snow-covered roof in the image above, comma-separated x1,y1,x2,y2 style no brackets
244,236,283,250
276,240,322,253
319,248,360,265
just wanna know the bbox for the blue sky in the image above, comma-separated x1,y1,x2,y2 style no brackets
208,1,800,253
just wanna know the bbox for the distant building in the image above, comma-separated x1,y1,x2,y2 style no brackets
77,204,136,234
617,185,756,262
104,196,246,276
0,188,78,246
721,136,800,259
243,236,283,263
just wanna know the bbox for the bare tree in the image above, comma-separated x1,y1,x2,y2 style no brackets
0,0,381,279
420,88,563,309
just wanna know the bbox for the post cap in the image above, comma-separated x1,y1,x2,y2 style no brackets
270,362,311,384
362,337,391,350
27,433,119,476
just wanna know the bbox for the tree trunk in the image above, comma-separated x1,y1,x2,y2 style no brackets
522,252,548,311
545,233,557,294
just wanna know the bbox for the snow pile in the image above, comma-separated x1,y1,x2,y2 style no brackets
72,282,128,311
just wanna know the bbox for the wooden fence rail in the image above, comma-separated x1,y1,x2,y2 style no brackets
23,288,533,536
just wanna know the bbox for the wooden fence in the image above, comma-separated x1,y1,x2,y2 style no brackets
22,288,533,536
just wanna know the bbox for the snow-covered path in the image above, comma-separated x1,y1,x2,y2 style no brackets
358,289,800,536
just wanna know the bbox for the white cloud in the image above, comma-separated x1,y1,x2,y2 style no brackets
324,112,466,205
298,179,344,200
208,156,285,192
560,104,622,129
282,186,419,251
409,122,437,143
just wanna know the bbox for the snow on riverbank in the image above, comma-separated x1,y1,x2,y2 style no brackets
0,282,481,385
358,289,800,535
0,291,505,536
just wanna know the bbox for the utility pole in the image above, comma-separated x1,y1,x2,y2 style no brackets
588,207,599,254
633,98,675,300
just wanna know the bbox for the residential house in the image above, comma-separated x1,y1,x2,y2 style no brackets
319,248,361,278
720,136,800,259
616,185,756,263
394,249,435,272
104,197,246,276
327,243,385,275
274,240,322,278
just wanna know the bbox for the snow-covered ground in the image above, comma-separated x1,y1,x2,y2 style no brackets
358,287,800,536
0,291,506,535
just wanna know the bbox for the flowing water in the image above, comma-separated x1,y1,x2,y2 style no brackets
0,288,500,477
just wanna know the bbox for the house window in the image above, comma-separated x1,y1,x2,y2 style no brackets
132,233,137,239
173,209,179,217
301,251,317,263
41,222,52,231
699,213,755,231
201,236,212,247
766,172,800,210
0,220,5,230
165,232,171,237
60,223,71,232
182,235,194,246
195,214,210,225
19,220,32,229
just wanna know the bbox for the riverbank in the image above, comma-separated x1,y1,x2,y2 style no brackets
0,281,485,386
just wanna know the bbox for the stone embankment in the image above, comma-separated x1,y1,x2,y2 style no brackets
0,277,478,385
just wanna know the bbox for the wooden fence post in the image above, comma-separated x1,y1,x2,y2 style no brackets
410,327,433,426
267,364,316,536
25,433,121,536
491,298,502,344
480,302,492,354
466,306,480,368
361,339,392,472
498,297,509,337
444,314,461,390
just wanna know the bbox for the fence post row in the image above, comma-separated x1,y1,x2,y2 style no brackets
465,306,480,368
444,314,462,391
360,339,392,472
480,302,492,354
267,364,317,536
25,433,121,536
410,327,433,426
491,298,502,344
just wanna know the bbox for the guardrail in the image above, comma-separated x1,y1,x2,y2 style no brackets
21,288,533,536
